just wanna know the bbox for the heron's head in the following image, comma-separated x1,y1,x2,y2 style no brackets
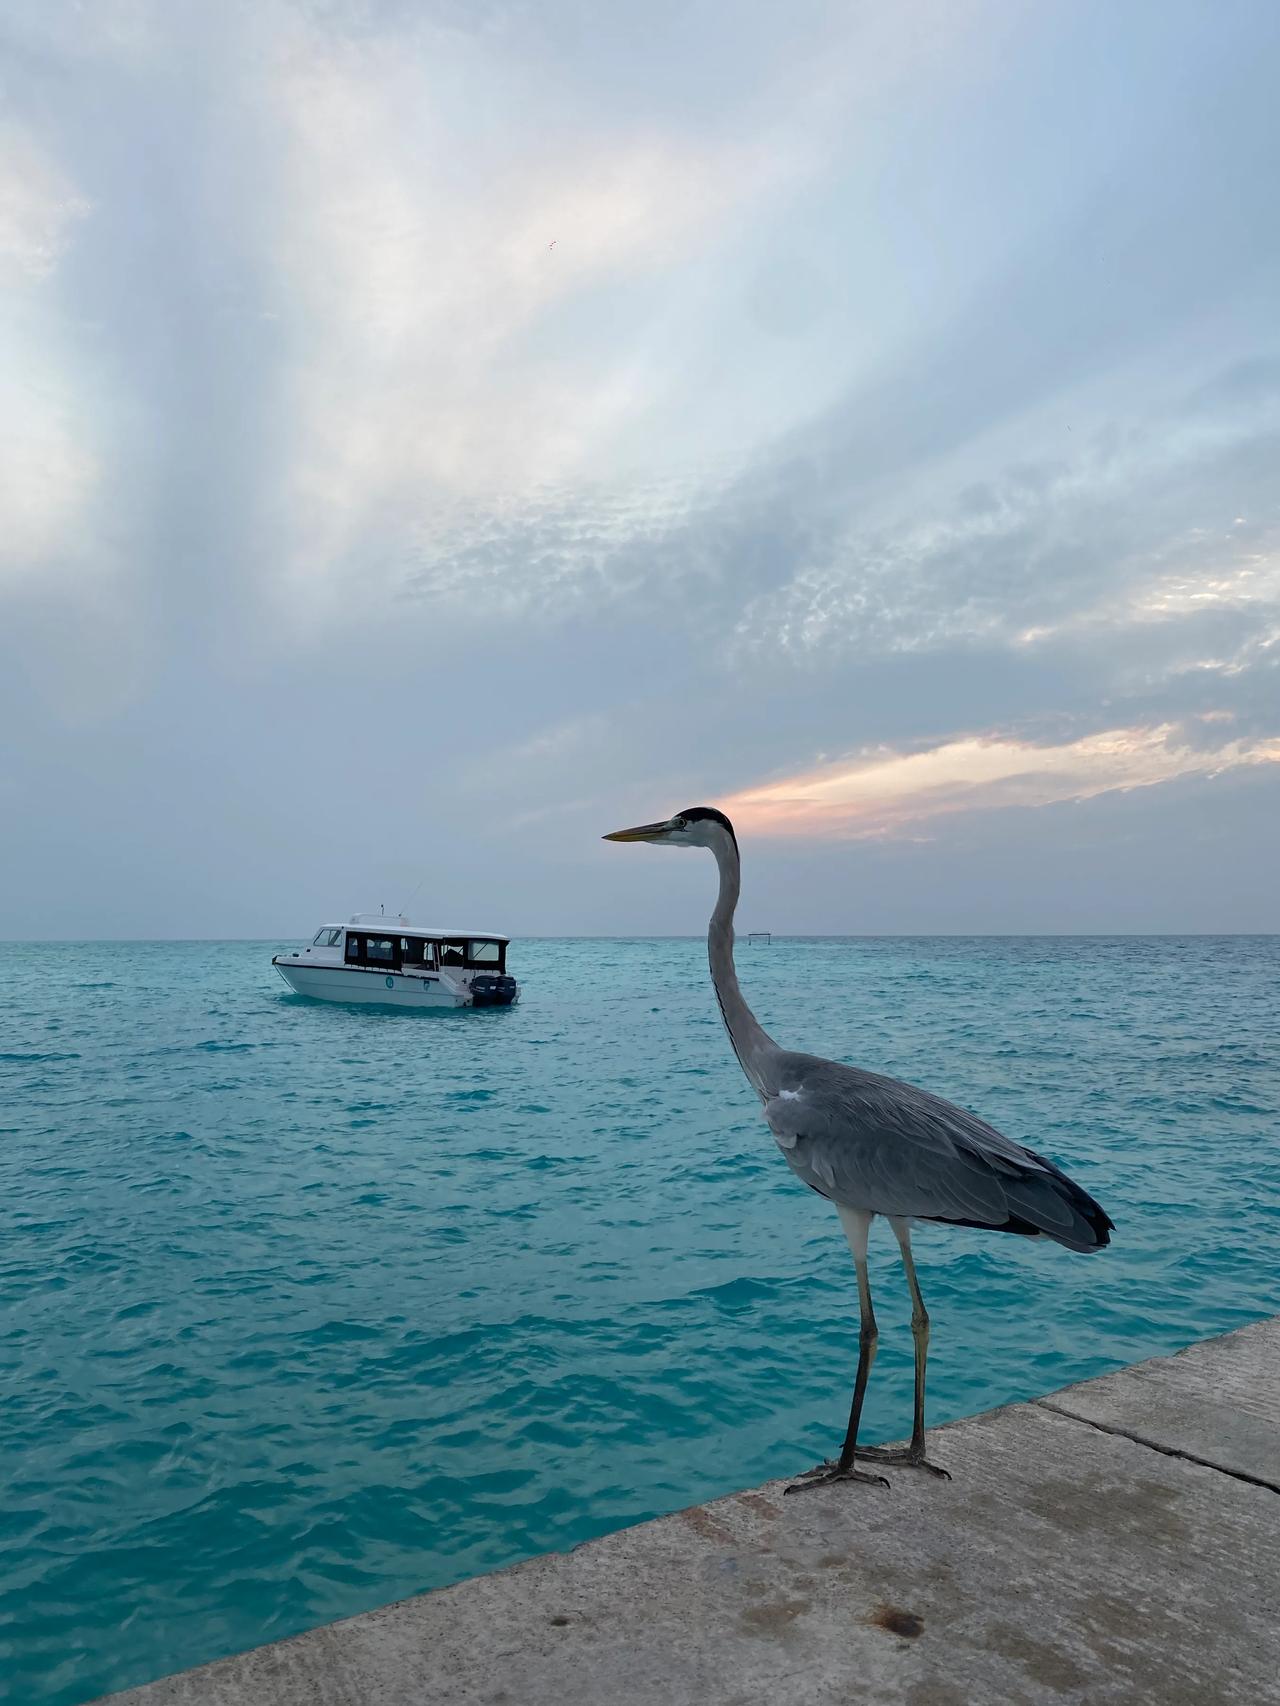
603,805,737,851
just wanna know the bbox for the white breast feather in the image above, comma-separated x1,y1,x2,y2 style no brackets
771,1087,802,1151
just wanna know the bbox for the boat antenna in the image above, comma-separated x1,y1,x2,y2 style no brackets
399,874,426,918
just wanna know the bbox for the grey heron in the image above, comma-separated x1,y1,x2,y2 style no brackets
604,806,1114,1491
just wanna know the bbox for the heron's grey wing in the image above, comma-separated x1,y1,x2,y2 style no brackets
763,1053,1111,1252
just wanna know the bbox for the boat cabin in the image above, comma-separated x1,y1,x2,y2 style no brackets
324,927,509,974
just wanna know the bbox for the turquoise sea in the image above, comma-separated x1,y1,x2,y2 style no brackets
2,936,1278,1705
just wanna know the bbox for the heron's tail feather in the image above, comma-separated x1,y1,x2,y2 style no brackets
1015,1147,1114,1251
926,1146,1114,1253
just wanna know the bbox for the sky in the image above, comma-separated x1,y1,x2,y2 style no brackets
1,0,1278,938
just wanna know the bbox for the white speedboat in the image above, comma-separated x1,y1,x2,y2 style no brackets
272,915,519,1008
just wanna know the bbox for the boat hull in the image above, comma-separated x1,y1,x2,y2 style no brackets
273,962,469,1007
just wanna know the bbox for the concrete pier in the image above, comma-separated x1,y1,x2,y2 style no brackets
99,1318,1280,1706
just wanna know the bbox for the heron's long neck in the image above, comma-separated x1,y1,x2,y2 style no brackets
708,834,776,1099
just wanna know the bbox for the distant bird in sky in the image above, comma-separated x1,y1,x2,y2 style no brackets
548,239,557,250
605,806,1114,1491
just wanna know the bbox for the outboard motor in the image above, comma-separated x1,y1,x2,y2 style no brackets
470,973,519,1007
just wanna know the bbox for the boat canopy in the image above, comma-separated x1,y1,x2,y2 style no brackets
311,922,509,973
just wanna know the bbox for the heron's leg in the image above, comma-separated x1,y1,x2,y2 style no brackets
786,1208,889,1494
855,1218,950,1479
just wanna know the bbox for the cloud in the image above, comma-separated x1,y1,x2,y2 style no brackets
0,125,90,284
241,0,996,623
386,351,1280,776
0,369,99,584
400,472,734,626
261,14,803,613
0,125,97,589
720,718,1280,839
0,0,160,66
730,362,1280,664
394,346,1280,856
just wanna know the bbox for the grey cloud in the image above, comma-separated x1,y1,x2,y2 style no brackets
399,353,1280,755
736,422,1280,660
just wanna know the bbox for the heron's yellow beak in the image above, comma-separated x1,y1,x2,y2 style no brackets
603,820,673,843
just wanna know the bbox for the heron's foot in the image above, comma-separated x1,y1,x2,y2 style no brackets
855,1446,950,1480
784,1461,890,1495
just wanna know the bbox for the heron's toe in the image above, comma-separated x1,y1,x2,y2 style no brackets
784,1465,890,1495
856,1447,950,1480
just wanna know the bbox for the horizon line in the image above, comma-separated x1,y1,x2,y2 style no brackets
3,932,1278,945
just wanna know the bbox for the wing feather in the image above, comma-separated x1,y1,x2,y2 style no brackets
763,1051,1112,1252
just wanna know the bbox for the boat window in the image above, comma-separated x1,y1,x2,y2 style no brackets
325,929,343,947
401,938,436,968
365,936,397,965
345,935,362,962
312,929,328,946
438,939,466,967
468,940,502,968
